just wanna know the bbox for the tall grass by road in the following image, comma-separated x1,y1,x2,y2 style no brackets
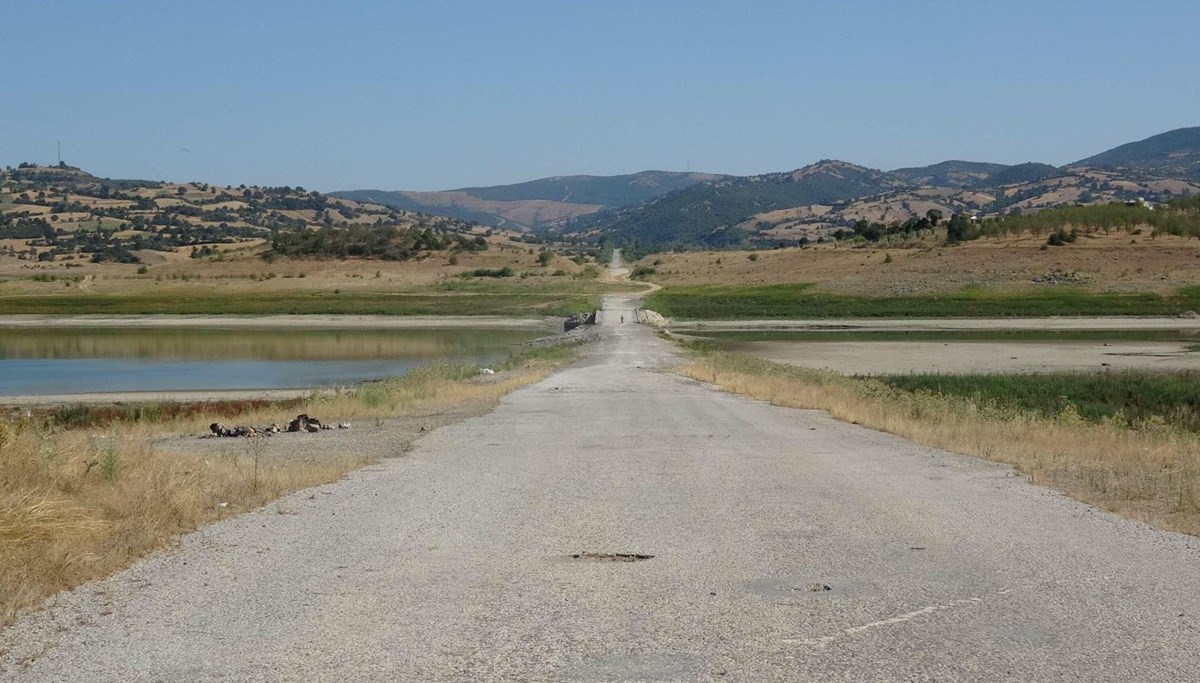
648,283,1200,319
882,371,1200,432
0,346,576,626
679,347,1200,537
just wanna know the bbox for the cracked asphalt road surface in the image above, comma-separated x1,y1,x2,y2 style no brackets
4,295,1200,681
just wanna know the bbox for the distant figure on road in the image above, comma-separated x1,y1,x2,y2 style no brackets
620,315,624,324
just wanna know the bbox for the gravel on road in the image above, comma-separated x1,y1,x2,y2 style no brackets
3,295,1199,681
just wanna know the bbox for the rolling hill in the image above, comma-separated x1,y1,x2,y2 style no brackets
547,126,1199,249
889,160,1010,188
558,161,904,249
1072,126,1200,180
0,164,481,264
332,171,723,231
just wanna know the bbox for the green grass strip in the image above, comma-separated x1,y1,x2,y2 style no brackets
647,284,1200,319
882,370,1200,431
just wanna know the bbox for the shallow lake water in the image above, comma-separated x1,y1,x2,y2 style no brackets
0,327,545,396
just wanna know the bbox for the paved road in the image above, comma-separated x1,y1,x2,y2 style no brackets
4,296,1200,681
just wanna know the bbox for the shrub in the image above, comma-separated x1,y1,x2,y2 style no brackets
468,267,514,278
1046,228,1078,247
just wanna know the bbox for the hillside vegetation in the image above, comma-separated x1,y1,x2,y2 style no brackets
0,164,482,266
332,171,723,231
560,161,902,249
543,126,1200,251
1073,126,1200,180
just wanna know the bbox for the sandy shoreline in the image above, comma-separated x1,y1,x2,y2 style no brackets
0,314,559,330
0,387,335,407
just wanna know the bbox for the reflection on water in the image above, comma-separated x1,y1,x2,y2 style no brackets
0,327,542,396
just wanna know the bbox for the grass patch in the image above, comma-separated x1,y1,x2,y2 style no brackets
695,328,1200,343
0,292,598,317
882,371,1200,432
648,283,1200,319
0,345,578,626
677,345,1200,537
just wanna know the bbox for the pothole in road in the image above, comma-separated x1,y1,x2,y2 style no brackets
569,552,654,563
745,576,853,598
788,582,832,593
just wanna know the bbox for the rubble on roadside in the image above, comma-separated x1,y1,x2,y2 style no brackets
206,414,351,438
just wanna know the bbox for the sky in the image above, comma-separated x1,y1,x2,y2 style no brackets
4,1,1198,191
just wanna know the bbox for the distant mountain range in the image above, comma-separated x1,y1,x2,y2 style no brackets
1071,127,1200,180
332,171,723,231
341,126,1200,248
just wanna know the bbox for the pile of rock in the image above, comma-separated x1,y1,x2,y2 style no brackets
564,311,597,332
208,423,275,438
207,414,350,438
637,309,668,327
1031,269,1090,285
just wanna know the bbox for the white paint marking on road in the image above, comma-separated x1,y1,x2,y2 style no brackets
783,586,1022,648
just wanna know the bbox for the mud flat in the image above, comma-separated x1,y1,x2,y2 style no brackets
733,339,1200,375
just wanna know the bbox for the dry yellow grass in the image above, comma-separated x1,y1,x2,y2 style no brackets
643,230,1200,295
0,236,592,297
680,350,1200,536
0,352,569,626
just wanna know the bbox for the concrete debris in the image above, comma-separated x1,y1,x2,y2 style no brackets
206,415,349,438
563,311,597,332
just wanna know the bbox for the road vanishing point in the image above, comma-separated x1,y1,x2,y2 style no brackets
3,294,1200,682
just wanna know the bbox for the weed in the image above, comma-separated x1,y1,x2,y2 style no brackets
99,445,122,481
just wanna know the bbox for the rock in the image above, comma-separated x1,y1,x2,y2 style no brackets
638,309,668,327
288,414,323,433
564,311,597,332
479,368,495,375
338,422,351,429
1179,311,1200,319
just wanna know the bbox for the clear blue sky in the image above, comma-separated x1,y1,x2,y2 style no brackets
4,1,1197,191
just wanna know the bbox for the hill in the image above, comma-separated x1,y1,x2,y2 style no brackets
0,164,483,264
553,127,1200,250
977,162,1061,188
890,160,1010,188
1073,126,1200,180
332,171,723,231
557,161,903,249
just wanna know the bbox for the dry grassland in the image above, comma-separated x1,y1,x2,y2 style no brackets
682,350,1200,538
0,351,570,626
643,231,1200,295
0,237,594,298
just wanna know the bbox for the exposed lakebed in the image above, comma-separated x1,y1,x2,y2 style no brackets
696,328,1200,375
0,326,546,397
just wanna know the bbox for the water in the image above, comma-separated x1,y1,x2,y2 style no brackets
0,327,544,396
